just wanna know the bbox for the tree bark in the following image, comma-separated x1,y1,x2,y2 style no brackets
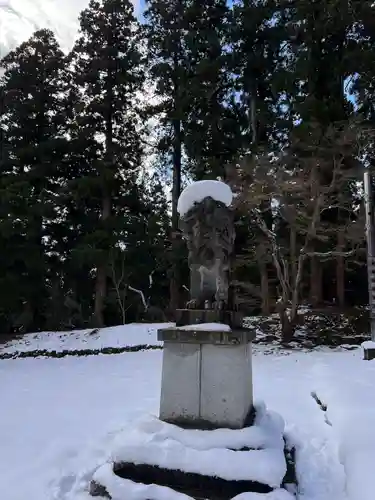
249,82,257,148
169,117,182,312
277,301,294,343
94,194,111,327
257,244,270,314
290,225,297,287
260,263,270,314
94,266,107,328
169,49,182,313
94,60,113,327
309,166,322,307
336,230,345,308
310,256,322,307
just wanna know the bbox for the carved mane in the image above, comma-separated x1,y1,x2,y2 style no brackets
179,196,235,309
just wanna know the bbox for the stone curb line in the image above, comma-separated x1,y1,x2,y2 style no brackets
0,344,162,360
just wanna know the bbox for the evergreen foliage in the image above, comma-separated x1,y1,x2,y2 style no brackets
0,29,69,332
0,0,374,338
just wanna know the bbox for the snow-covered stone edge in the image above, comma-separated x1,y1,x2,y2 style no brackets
175,323,232,332
91,463,294,500
90,402,289,500
362,340,375,349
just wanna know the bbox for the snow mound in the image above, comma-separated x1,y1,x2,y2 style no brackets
362,340,375,349
0,323,172,354
177,180,233,217
176,323,231,332
92,402,287,499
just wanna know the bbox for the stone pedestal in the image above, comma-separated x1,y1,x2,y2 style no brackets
362,341,375,360
158,327,255,429
364,348,375,361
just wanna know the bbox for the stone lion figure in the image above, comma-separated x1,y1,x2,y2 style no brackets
179,196,235,310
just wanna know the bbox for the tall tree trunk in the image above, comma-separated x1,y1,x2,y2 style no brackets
94,194,111,327
94,66,113,327
257,244,270,314
249,84,257,148
309,166,322,307
169,116,182,313
310,257,322,307
336,230,345,308
251,83,271,315
290,225,297,288
94,267,107,327
260,262,270,314
276,300,294,344
169,46,183,314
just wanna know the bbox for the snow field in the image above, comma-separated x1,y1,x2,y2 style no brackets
0,324,374,500
0,350,162,500
0,323,172,354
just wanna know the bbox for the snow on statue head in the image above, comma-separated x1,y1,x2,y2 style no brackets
178,180,235,310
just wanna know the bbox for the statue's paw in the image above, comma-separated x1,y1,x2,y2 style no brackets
213,300,225,310
186,299,199,309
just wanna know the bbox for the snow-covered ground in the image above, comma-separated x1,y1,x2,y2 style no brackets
0,323,172,354
0,323,374,500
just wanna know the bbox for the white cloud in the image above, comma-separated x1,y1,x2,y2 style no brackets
0,0,141,57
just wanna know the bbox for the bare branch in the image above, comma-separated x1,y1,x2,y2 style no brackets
232,118,367,340
304,249,359,259
128,286,148,311
109,248,127,324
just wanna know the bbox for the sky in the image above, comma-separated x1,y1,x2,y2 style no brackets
0,0,142,57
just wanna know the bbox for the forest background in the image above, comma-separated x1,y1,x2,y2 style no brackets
1,0,374,341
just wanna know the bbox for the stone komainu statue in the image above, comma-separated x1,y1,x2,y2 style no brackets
179,196,235,310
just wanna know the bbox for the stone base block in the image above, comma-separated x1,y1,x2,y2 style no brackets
176,309,243,329
111,461,272,497
364,348,375,361
159,332,253,429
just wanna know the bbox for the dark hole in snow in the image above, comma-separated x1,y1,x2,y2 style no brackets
311,391,327,412
282,441,297,491
311,391,332,426
113,462,273,499
90,480,110,498
227,446,263,452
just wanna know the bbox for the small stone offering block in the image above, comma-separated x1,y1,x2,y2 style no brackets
362,341,375,360
158,324,255,429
